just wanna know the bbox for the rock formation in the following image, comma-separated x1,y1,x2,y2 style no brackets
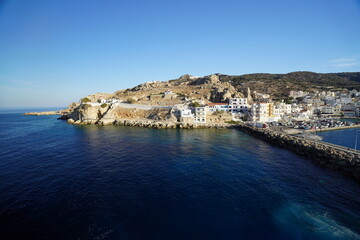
246,87,253,104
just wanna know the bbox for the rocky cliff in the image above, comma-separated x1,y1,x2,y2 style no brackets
64,104,174,125
61,71,360,126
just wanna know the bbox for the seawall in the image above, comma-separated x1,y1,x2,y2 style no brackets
68,118,234,129
236,124,360,180
113,119,233,129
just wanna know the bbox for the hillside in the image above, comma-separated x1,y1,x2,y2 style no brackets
219,71,360,98
60,71,360,126
79,71,360,106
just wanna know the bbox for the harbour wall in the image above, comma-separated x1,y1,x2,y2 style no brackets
68,118,233,129
113,119,233,129
236,124,360,180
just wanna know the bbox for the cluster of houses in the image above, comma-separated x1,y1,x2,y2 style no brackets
85,88,360,124
289,89,360,119
172,98,294,124
172,89,360,124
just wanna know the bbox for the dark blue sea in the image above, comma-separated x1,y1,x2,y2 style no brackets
318,128,360,150
1,109,360,240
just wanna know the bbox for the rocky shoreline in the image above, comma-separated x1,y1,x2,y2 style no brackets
66,117,234,129
236,124,360,180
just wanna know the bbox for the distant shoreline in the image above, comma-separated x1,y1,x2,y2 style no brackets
23,109,67,116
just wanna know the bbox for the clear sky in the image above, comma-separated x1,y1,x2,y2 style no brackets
0,0,360,107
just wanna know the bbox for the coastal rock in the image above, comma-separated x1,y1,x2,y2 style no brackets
98,119,115,125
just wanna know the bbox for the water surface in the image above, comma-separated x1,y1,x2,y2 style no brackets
1,112,360,239
317,128,360,149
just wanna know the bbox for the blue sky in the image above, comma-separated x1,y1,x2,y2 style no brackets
0,0,360,107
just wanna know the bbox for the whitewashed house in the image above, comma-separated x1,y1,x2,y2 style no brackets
207,103,229,112
251,103,270,122
107,98,119,104
180,109,193,118
164,90,174,95
272,103,292,120
228,98,249,113
194,107,206,123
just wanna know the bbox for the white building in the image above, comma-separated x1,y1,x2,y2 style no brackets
228,98,249,113
164,90,174,95
107,98,119,104
272,103,291,120
337,97,353,104
251,103,270,122
180,109,193,118
194,107,206,123
289,91,309,98
293,110,311,120
207,103,229,112
98,97,107,104
320,106,334,115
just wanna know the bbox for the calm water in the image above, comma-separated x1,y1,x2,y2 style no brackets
1,110,360,240
318,128,360,149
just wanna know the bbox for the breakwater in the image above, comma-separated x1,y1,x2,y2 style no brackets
67,118,233,129
113,119,233,129
236,124,360,180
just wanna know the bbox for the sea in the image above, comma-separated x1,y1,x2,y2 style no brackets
1,108,360,240
317,119,360,150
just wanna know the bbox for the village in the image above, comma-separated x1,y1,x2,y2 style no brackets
81,88,360,130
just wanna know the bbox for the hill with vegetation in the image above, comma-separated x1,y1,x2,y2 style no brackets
219,71,360,98
80,71,360,106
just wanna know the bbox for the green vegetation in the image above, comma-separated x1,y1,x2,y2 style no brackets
190,102,201,107
217,71,360,98
81,97,91,103
225,120,241,124
177,93,188,98
213,110,225,115
82,103,91,110
296,97,304,103
127,97,136,104
282,96,293,104
101,103,108,108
